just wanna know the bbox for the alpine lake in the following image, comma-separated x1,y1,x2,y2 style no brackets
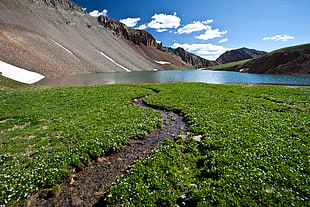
35,70,310,86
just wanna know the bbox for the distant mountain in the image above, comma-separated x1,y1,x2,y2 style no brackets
158,46,215,69
243,43,310,75
0,0,211,80
208,44,310,75
216,47,267,65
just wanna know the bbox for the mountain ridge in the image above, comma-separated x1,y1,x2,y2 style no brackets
97,15,214,69
216,47,267,65
0,0,194,79
208,43,310,75
243,43,310,75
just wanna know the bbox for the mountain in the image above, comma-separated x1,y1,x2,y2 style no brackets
0,0,211,80
216,47,266,65
98,16,214,69
29,0,84,12
208,44,310,75
158,46,215,69
243,43,310,75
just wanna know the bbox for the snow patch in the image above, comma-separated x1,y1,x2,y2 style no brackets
0,60,45,84
50,39,74,55
154,60,171,65
100,52,131,72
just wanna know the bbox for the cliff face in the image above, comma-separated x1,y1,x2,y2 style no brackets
158,46,215,69
243,44,310,75
216,47,266,65
97,16,213,68
98,16,157,47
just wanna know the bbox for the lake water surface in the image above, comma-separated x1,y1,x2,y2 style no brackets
36,70,310,86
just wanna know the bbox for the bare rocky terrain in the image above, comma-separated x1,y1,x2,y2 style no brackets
0,0,190,79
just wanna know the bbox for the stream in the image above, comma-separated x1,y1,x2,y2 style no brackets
28,93,188,207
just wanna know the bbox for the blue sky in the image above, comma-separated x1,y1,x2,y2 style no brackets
72,0,309,60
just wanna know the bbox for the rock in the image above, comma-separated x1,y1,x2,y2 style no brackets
159,46,215,69
177,193,192,207
192,135,202,142
98,16,157,47
69,175,77,185
97,16,214,68
71,196,83,206
216,47,267,65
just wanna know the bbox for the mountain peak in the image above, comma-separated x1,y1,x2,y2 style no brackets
216,47,267,64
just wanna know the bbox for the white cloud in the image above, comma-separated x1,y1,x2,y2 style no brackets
263,34,294,41
202,20,214,24
156,29,168,33
120,17,141,27
147,13,181,31
89,9,108,17
177,20,213,34
218,38,228,43
196,28,227,40
135,24,147,30
171,43,230,60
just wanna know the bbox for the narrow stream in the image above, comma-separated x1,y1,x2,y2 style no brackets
28,93,188,207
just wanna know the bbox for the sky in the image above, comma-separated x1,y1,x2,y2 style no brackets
72,0,310,60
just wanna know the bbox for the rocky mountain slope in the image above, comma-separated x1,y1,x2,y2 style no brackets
243,43,310,75
216,47,266,65
98,16,214,69
208,43,310,75
158,46,215,68
0,0,212,80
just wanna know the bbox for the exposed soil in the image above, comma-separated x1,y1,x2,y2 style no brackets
27,93,188,207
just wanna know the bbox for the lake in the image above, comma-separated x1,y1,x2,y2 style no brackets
35,70,310,86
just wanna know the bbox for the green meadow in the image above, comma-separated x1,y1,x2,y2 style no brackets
205,59,251,71
0,76,309,206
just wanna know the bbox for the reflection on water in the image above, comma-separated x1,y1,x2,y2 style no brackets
35,70,310,87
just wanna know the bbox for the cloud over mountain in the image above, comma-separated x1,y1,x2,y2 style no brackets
120,17,141,27
172,43,230,60
89,9,108,17
263,34,294,41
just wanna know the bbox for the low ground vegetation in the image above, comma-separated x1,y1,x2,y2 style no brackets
0,84,161,205
104,83,310,206
0,80,309,206
206,59,251,71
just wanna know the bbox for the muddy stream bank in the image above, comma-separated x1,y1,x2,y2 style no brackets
28,93,189,207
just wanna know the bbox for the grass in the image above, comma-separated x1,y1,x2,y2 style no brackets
268,43,310,55
0,84,161,205
206,43,310,73
0,79,309,206
0,76,30,90
206,59,251,71
104,83,310,206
